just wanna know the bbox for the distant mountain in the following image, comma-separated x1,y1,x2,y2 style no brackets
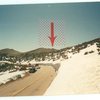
20,48,57,61
26,48,57,54
0,48,21,57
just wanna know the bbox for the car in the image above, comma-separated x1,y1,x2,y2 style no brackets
29,67,37,73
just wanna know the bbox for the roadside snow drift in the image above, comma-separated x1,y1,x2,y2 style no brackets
44,43,100,95
0,71,27,85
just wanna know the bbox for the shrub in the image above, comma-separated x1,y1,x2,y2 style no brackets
97,49,100,52
89,50,94,54
84,52,88,55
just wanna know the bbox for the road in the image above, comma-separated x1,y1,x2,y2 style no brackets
0,65,56,96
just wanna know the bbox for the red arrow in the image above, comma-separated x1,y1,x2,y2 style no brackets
48,22,57,47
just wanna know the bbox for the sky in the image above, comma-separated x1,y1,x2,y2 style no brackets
0,2,100,52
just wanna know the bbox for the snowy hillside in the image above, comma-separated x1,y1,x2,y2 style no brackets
0,38,100,65
21,38,100,64
44,42,100,95
0,38,100,88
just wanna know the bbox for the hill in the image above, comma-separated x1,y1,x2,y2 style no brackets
0,48,21,57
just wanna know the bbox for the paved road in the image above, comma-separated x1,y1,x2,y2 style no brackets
0,65,56,96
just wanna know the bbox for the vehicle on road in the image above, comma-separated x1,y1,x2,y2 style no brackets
29,67,37,73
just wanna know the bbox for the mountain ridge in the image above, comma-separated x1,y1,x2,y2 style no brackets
0,37,100,54
0,37,100,62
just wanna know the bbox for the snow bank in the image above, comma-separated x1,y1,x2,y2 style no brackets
0,71,27,85
44,44,100,95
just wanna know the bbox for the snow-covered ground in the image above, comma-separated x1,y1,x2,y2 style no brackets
0,70,28,85
44,43,100,95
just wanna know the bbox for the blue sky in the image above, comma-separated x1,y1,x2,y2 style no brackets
0,2,100,52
